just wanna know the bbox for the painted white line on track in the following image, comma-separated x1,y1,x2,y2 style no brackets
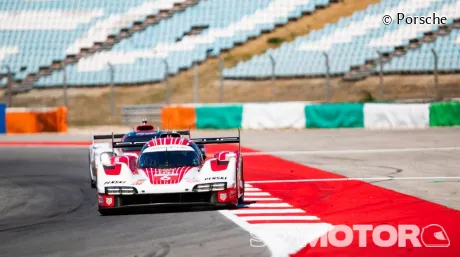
247,176,460,184
241,216,320,221
249,203,292,208
244,197,281,201
218,210,290,257
244,188,261,192
230,208,305,214
245,192,271,196
241,147,460,156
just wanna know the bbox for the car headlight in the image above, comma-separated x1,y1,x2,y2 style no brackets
193,183,227,192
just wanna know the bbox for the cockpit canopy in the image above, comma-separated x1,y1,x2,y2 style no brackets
138,145,201,168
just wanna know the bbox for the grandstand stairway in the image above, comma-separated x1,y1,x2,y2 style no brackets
13,0,200,93
344,18,460,81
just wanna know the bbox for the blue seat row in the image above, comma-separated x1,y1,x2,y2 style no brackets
0,0,186,85
223,0,460,78
34,0,334,86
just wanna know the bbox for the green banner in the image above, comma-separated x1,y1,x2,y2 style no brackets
196,105,243,129
429,101,460,127
305,103,364,128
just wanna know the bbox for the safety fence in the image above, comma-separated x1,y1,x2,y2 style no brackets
161,101,460,130
0,106,67,134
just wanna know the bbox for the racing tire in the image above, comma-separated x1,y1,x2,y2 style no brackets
238,158,245,205
91,179,96,188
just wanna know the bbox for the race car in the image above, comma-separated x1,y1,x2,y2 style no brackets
95,130,244,215
88,119,199,188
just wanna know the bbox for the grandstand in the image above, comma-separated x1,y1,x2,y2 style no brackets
1,0,459,125
0,0,199,87
223,0,460,80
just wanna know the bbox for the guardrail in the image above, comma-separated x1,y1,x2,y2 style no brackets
121,104,164,125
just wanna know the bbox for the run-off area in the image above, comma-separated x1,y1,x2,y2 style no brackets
200,127,460,257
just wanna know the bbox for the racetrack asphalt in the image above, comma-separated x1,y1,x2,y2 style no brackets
0,147,271,257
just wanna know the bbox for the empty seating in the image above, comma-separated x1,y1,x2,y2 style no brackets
3,0,457,88
384,29,460,73
0,0,187,85
35,0,333,86
223,0,460,79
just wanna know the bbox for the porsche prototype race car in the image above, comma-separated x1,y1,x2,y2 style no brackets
95,130,244,215
88,119,201,188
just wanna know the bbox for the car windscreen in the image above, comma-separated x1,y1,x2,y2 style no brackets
122,135,158,151
138,150,200,168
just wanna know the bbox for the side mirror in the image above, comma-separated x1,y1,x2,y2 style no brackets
200,147,207,160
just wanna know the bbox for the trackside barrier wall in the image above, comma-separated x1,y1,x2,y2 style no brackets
196,104,243,129
305,103,364,128
0,103,5,134
160,102,460,130
161,105,196,130
363,103,430,129
5,106,68,134
429,101,460,127
241,102,308,129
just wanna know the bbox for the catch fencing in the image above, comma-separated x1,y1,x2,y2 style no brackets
120,104,164,126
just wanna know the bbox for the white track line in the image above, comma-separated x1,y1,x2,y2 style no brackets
244,197,281,201
230,208,305,214
248,203,292,208
247,176,460,184
244,188,261,192
241,147,460,156
245,192,271,196
241,216,320,221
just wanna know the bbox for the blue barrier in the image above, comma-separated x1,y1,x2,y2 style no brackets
0,103,5,134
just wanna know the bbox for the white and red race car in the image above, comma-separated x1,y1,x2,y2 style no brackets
96,131,244,215
88,120,196,188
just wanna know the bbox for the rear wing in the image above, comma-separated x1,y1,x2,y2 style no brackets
109,128,241,153
191,128,241,154
93,134,125,140
112,141,148,149
110,129,191,149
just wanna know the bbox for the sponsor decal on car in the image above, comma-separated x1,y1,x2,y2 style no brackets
132,179,146,185
185,178,200,183
153,170,180,181
104,181,126,184
219,192,228,201
205,176,227,181
98,195,104,204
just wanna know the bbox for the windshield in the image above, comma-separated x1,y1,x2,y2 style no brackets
138,150,200,168
122,135,158,152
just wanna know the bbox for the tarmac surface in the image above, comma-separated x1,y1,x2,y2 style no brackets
0,147,271,257
0,127,459,257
